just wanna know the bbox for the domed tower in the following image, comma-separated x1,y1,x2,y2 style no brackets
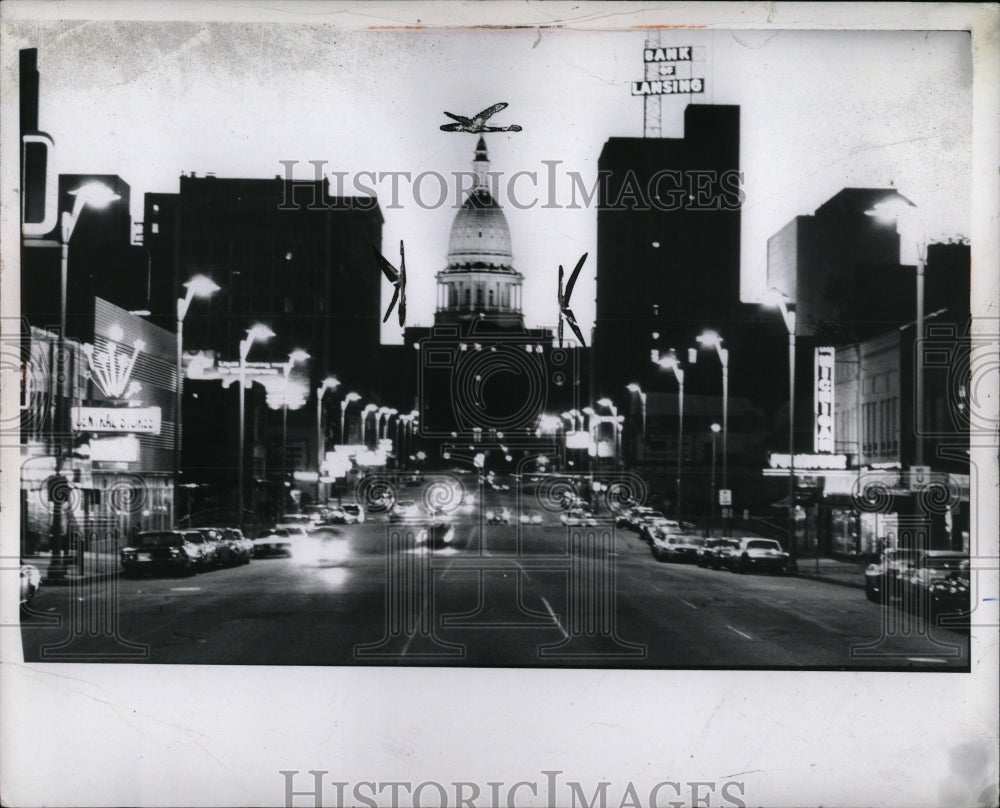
435,137,524,330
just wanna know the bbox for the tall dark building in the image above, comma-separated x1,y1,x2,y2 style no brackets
142,175,384,396
594,105,747,403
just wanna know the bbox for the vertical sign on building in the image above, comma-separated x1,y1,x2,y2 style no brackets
814,346,835,453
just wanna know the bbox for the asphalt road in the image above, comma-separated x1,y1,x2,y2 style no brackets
21,479,970,669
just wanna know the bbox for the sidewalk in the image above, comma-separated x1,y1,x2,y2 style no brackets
791,556,868,590
24,549,120,585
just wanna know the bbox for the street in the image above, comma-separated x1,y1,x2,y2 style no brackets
21,477,969,669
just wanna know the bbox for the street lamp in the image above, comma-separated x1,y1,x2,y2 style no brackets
763,289,797,570
361,404,378,448
176,274,220,522
279,349,310,517
625,383,647,467
339,392,361,444
695,329,729,533
51,182,120,574
656,351,685,524
865,194,925,466
238,324,275,531
710,423,721,535
597,398,621,465
315,376,340,504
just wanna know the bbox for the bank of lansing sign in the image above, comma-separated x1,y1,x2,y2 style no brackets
632,46,705,96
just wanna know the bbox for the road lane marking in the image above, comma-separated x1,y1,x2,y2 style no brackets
169,587,201,592
906,657,951,665
541,597,569,639
726,625,754,640
678,599,698,610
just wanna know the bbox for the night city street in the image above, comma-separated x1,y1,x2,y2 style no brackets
21,475,969,669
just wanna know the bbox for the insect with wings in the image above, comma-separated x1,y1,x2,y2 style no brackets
372,241,407,326
557,253,588,348
440,102,522,133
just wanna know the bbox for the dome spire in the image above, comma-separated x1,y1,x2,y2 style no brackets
473,136,489,188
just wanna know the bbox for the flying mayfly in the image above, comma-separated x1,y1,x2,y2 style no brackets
439,102,522,133
372,241,407,326
557,253,588,348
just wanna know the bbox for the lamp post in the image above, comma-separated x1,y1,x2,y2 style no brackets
339,392,361,445
175,275,220,524
764,290,797,570
237,324,275,532
597,398,620,466
360,404,377,448
710,423,721,536
625,383,647,468
656,352,685,525
279,350,310,517
50,182,120,575
696,330,730,533
865,194,925,466
315,376,340,505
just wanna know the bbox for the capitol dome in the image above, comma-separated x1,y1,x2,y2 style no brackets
435,137,524,329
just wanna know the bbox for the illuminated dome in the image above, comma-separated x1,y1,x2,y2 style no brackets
436,138,524,328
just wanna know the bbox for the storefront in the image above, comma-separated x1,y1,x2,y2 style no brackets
21,299,177,554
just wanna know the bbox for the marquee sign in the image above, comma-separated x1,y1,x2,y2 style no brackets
632,45,705,96
768,453,848,471
814,346,836,453
72,406,162,434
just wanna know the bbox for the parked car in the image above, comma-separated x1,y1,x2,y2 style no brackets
898,551,970,619
486,506,512,524
388,500,421,523
652,531,705,563
120,530,201,576
698,538,740,569
623,507,659,530
561,508,598,527
416,521,456,549
519,511,544,525
341,504,365,524
727,537,789,574
20,564,41,605
864,547,920,603
223,528,253,564
177,529,215,568
197,527,233,567
638,517,679,542
253,528,294,558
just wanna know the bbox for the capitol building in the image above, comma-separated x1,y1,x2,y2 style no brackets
434,137,526,331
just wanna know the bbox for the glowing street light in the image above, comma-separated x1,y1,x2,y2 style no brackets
361,403,378,447
625,383,647,466
656,351,685,524
763,288,797,570
315,376,340,502
175,274,221,521
279,350,310,517
237,324,275,530
597,398,621,463
695,329,730,532
50,181,121,576
339,392,361,444
865,193,926,466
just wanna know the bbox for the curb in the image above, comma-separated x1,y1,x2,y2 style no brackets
792,571,865,591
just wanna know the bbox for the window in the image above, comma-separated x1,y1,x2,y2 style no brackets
488,289,495,307
476,287,484,306
151,223,159,234
464,288,471,307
